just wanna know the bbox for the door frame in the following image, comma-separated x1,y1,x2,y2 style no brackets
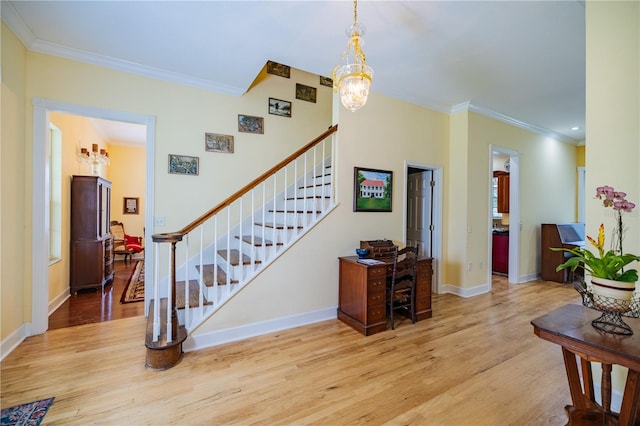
31,98,156,334
488,145,520,285
403,161,443,294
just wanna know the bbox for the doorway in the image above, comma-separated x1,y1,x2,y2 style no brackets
489,146,520,286
404,162,443,293
31,98,156,335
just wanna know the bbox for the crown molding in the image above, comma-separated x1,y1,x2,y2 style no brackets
28,39,245,96
450,102,578,145
1,1,36,47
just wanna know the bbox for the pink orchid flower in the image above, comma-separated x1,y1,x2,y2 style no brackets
613,200,636,213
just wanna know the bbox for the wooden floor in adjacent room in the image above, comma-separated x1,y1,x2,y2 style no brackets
3,275,584,425
48,260,145,329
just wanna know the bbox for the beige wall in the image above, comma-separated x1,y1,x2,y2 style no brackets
1,22,28,340
467,112,578,281
108,144,146,240
586,1,639,259
585,0,639,398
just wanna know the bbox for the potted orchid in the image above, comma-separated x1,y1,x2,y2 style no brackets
553,186,640,307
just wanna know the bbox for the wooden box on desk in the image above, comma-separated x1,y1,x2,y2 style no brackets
360,240,396,260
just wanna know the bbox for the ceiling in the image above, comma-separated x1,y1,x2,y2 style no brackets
3,0,586,144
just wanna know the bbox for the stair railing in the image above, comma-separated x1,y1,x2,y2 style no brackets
150,125,338,344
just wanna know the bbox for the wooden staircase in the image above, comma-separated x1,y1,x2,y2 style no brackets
146,125,338,369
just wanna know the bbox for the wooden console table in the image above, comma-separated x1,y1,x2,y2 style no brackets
337,256,432,336
531,304,640,425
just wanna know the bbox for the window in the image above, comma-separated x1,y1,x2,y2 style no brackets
492,177,502,219
49,124,62,263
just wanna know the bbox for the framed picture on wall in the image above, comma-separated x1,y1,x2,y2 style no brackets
295,83,317,103
205,133,234,153
168,154,199,176
268,98,292,117
238,115,264,134
123,197,139,215
266,60,290,78
353,167,393,212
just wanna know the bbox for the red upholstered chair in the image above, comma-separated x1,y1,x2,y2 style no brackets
110,221,144,263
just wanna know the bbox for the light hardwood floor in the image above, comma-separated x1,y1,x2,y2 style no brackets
1,277,583,425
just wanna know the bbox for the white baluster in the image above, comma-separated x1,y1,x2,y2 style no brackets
153,243,160,341
166,246,172,343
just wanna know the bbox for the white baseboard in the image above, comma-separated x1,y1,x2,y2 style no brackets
0,323,31,361
49,288,70,316
183,307,337,352
519,272,540,283
440,283,490,298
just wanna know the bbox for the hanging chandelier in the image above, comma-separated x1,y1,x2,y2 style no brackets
331,0,373,112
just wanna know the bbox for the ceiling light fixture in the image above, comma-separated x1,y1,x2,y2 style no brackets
331,0,373,112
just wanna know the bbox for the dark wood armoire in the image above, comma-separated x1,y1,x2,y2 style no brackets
70,175,114,293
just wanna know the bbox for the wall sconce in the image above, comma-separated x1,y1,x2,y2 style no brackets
78,143,110,176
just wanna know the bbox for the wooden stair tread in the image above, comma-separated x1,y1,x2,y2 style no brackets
254,222,303,230
195,264,238,286
217,249,261,265
286,195,330,200
298,182,331,189
270,209,321,214
235,235,282,247
176,279,212,309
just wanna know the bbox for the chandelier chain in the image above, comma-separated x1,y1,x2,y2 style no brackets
353,0,358,25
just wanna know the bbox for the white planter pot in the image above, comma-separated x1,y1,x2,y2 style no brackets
590,277,636,312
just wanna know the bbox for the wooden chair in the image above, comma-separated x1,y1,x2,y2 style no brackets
387,245,419,330
109,220,144,263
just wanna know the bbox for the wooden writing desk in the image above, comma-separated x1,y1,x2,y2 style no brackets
337,256,432,336
531,304,640,425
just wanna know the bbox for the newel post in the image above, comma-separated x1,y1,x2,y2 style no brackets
146,232,187,370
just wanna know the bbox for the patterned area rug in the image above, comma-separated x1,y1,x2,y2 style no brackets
1,397,54,426
121,261,144,304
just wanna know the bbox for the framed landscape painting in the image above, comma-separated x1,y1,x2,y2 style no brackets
268,98,292,117
353,167,393,212
168,154,199,176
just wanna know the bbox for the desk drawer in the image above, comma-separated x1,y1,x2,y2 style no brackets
367,266,387,279
367,305,386,323
367,277,386,293
367,291,384,306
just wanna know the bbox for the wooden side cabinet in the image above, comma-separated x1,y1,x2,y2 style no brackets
494,171,510,213
70,175,114,293
338,256,433,335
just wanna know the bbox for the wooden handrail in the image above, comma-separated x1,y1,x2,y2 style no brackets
162,124,338,237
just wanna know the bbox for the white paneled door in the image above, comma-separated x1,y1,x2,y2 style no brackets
406,170,433,258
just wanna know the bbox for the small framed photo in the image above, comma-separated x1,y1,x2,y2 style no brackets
168,154,199,176
205,133,234,153
123,197,139,215
269,98,292,118
266,60,290,78
353,167,393,212
238,115,264,134
296,83,317,103
320,76,333,87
